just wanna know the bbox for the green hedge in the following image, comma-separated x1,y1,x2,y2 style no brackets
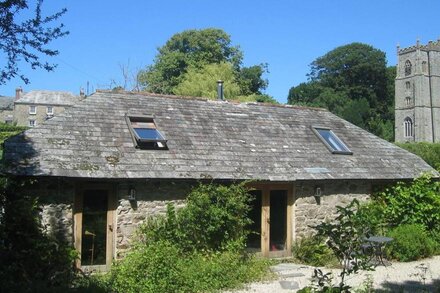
386,224,437,262
396,142,440,169
0,123,27,150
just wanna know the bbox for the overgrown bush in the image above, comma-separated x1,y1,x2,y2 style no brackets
429,229,440,254
396,142,440,169
140,183,252,252
292,235,338,267
0,177,77,292
355,200,387,235
107,182,270,292
386,224,437,262
376,173,440,231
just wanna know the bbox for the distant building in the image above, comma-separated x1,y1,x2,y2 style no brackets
395,39,440,142
0,95,14,124
9,88,83,127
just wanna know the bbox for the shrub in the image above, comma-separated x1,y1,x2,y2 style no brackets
108,240,270,293
429,229,440,254
396,142,440,169
386,224,437,262
139,182,252,253
313,199,373,292
355,200,388,235
107,182,270,292
292,236,338,267
375,173,440,232
109,240,187,293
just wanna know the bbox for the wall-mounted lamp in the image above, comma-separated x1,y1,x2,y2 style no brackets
314,187,322,197
314,186,322,205
128,187,136,201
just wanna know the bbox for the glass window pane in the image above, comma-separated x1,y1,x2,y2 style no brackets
81,190,108,266
134,128,164,140
315,128,351,153
270,190,287,251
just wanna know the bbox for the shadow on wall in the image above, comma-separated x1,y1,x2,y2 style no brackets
0,132,76,291
2,130,44,176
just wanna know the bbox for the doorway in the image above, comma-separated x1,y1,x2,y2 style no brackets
74,185,116,271
247,184,293,257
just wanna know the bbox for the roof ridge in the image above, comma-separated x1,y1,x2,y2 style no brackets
95,89,328,112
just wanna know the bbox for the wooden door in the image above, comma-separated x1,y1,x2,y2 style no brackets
248,183,294,257
74,184,116,271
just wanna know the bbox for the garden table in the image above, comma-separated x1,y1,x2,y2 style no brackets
363,236,393,266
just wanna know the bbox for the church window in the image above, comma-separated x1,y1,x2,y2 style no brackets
405,81,411,90
405,97,411,106
405,60,412,76
404,117,413,138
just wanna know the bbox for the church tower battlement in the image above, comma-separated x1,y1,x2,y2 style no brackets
395,39,440,143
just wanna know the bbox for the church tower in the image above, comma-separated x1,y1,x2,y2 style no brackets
395,39,440,143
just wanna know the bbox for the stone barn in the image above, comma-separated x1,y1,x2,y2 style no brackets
2,90,435,271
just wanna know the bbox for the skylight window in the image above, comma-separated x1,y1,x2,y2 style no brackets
126,115,168,150
312,127,352,155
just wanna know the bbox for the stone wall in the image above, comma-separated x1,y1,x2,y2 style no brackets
293,180,370,239
34,179,75,244
31,178,373,258
115,180,192,257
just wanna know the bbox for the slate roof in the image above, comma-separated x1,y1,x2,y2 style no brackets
0,96,14,110
15,90,79,106
3,91,436,181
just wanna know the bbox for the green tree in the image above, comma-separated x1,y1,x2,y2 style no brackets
0,0,69,84
138,28,243,94
173,62,241,99
288,43,395,141
237,64,268,95
138,28,269,98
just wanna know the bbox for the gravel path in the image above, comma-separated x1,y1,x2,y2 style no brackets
227,256,440,292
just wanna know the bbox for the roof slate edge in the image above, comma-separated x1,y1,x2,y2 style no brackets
95,90,329,112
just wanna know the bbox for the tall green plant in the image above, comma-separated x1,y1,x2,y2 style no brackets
377,173,440,231
139,182,252,252
313,199,373,292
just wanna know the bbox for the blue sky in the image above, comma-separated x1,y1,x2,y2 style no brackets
1,0,440,103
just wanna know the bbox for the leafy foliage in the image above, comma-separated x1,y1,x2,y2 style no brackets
107,182,270,292
313,199,373,292
138,28,270,101
237,63,269,95
396,142,440,169
376,173,440,231
173,62,241,99
138,28,243,94
355,200,387,235
291,235,338,267
140,182,253,252
386,224,437,262
0,0,69,84
109,240,269,293
288,43,395,141
0,176,76,292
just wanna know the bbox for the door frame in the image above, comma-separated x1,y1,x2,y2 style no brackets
74,183,117,271
248,183,294,257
